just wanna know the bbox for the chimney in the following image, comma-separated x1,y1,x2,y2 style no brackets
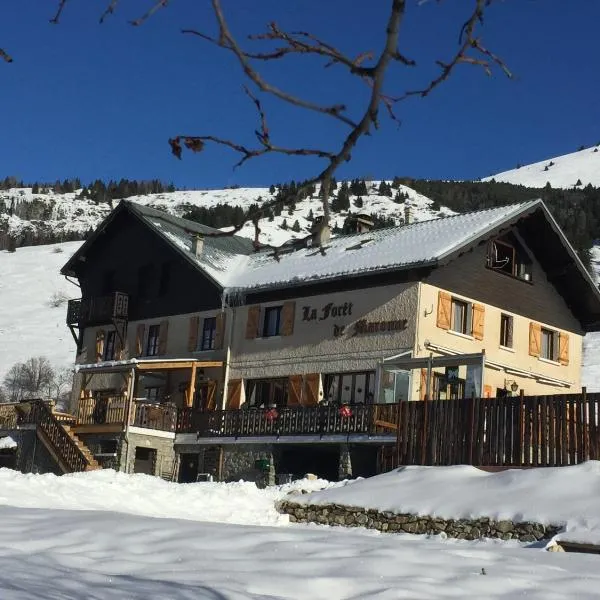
404,204,412,225
312,220,331,248
191,234,204,257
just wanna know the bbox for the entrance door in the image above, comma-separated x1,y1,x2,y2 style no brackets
178,453,199,483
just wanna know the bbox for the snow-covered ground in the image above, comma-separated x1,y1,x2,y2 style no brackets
2,468,600,599
482,144,600,188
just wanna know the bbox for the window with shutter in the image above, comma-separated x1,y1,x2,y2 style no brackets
95,330,105,362
281,302,296,336
472,304,485,340
188,316,199,352
500,314,513,348
146,324,161,356
214,312,226,349
104,330,116,360
158,320,169,355
135,324,145,357
528,322,541,357
436,291,451,330
558,332,570,365
262,306,282,337
288,375,303,406
303,373,321,405
201,317,217,350
226,379,243,409
245,306,260,339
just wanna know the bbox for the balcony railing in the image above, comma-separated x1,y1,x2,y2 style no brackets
177,403,400,438
67,291,129,326
76,396,176,432
131,401,177,432
77,395,128,426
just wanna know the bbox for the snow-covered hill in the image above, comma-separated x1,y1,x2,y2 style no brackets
482,144,600,188
0,241,83,381
1,182,453,248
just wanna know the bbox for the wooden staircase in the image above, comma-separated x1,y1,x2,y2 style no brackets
17,400,101,473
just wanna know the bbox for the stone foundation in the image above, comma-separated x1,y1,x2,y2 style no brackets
278,501,562,542
221,444,275,487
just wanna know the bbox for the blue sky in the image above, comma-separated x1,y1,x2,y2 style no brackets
1,1,598,188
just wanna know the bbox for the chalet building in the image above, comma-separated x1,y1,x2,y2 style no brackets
49,198,600,482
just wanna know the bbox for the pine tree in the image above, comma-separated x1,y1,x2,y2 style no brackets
269,184,276,195
31,183,39,194
353,196,363,208
291,219,301,232
281,219,288,230
307,208,314,221
394,190,405,204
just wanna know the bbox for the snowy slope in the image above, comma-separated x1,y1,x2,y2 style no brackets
0,241,83,381
482,144,600,188
1,182,453,248
2,469,600,598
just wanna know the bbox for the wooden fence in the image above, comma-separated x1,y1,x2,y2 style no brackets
396,392,600,467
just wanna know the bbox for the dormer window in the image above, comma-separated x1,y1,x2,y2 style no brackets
487,235,532,282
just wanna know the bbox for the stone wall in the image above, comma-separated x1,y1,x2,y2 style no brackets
124,432,177,478
279,501,562,542
221,444,275,487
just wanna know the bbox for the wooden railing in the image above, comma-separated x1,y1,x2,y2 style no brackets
131,401,177,431
0,403,18,430
17,400,91,472
77,396,128,426
67,292,129,326
395,393,600,467
177,403,400,437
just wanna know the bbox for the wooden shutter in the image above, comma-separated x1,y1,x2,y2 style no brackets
245,306,260,339
558,332,570,365
188,316,199,352
281,302,296,336
135,324,145,357
158,320,169,355
115,331,123,360
472,304,485,340
215,312,226,349
528,322,541,357
95,329,105,362
436,291,451,330
288,375,303,406
419,368,428,401
205,380,218,411
226,379,242,409
303,373,321,406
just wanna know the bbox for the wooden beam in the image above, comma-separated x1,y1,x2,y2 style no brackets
71,424,124,434
187,363,197,409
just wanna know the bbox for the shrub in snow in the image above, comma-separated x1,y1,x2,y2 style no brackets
53,247,64,253
48,290,69,308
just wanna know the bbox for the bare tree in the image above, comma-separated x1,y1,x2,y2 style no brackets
2,356,55,402
3,1,512,247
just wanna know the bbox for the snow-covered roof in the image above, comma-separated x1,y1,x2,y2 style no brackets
227,201,543,291
0,436,17,450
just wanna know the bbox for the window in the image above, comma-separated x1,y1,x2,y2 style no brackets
541,328,558,361
145,387,161,402
245,378,288,407
487,236,532,282
201,317,216,351
500,314,513,348
451,299,472,335
104,330,117,360
323,371,376,405
262,306,282,337
146,324,160,356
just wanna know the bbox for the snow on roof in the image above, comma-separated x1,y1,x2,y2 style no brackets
226,201,542,292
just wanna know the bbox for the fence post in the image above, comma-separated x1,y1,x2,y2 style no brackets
468,396,475,465
582,386,588,462
421,397,428,466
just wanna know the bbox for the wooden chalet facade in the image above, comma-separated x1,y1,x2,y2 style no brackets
45,198,600,482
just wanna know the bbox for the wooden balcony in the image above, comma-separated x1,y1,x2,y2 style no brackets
67,291,129,327
177,403,400,438
76,395,176,432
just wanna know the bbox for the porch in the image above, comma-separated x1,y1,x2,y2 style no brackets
73,358,223,434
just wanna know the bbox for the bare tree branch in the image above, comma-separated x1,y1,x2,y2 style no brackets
49,0,69,24
0,48,13,63
130,0,170,27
